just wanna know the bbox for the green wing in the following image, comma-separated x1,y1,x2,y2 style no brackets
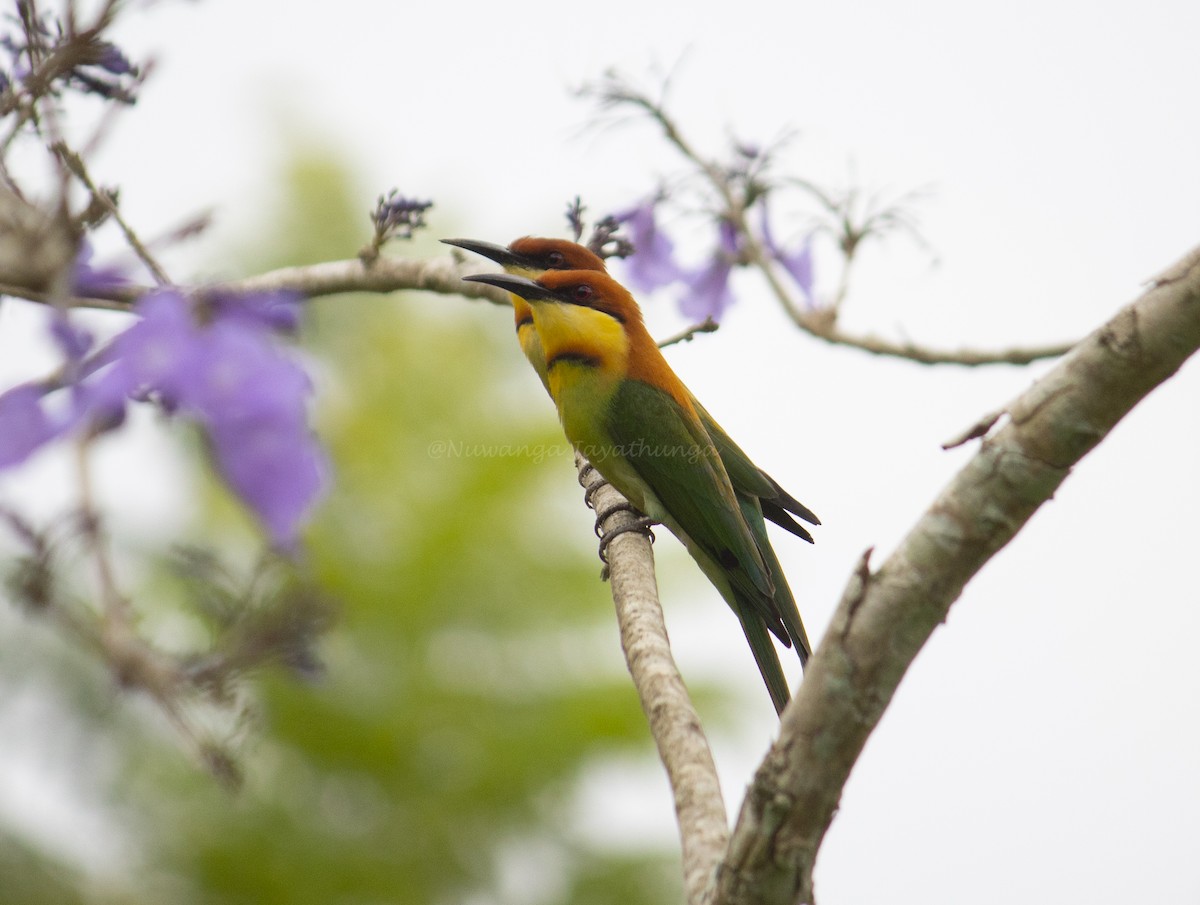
605,379,781,634
692,397,820,541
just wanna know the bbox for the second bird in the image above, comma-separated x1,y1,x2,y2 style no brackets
462,261,817,714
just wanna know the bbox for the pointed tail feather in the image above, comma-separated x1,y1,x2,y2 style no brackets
734,598,792,715
761,499,815,544
765,475,821,527
741,495,812,666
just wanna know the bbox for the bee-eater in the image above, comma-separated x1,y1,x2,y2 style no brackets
443,236,821,545
462,267,813,714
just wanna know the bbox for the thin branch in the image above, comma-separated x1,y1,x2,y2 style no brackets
220,253,510,305
53,141,170,285
658,317,719,349
2,247,1076,365
592,77,1075,366
575,454,728,905
711,243,1200,905
73,437,128,621
1,253,517,313
786,307,1075,365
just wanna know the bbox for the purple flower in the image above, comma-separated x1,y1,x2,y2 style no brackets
614,199,689,292
372,191,432,243
678,220,738,322
134,291,327,549
207,289,304,335
104,290,203,405
176,317,326,547
94,43,136,77
0,290,327,549
0,384,57,468
759,203,815,305
204,401,326,552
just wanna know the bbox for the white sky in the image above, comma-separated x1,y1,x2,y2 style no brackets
2,0,1199,902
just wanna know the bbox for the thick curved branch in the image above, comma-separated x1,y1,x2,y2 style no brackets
575,454,728,905
712,244,1200,905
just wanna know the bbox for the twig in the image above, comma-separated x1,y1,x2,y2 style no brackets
711,242,1200,905
73,436,128,621
785,308,1075,365
658,317,719,349
576,453,728,905
592,78,1076,367
221,253,510,305
53,141,171,285
2,251,514,313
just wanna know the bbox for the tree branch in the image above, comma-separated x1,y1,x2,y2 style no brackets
588,76,1076,367
658,316,719,349
222,253,509,305
0,252,510,312
780,306,1075,365
712,243,1200,905
0,245,1071,368
575,453,728,905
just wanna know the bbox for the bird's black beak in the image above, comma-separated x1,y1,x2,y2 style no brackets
461,272,560,301
442,238,527,269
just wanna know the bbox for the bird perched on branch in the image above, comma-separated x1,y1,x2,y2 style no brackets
459,258,818,714
443,237,819,544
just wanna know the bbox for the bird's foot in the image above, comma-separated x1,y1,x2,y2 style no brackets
597,515,656,581
579,461,656,579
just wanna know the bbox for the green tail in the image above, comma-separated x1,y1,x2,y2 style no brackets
740,495,812,666
730,493,811,716
733,594,792,715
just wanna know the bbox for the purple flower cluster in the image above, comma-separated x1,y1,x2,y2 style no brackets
372,190,433,243
0,289,327,549
613,198,816,321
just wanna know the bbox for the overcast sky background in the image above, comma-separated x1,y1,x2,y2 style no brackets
2,0,1199,902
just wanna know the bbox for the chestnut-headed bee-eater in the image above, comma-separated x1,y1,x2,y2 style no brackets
443,237,821,545
461,266,815,714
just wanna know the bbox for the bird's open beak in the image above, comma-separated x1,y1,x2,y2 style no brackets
461,272,559,301
441,238,527,269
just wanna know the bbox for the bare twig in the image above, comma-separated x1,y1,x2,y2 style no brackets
1,252,521,313
711,242,1200,905
784,308,1075,365
658,317,719,349
222,253,510,305
53,142,170,285
589,76,1076,367
576,453,728,905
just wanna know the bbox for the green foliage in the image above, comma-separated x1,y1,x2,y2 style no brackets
0,832,89,905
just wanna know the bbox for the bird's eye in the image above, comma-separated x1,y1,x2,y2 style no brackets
572,285,594,303
547,251,566,268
